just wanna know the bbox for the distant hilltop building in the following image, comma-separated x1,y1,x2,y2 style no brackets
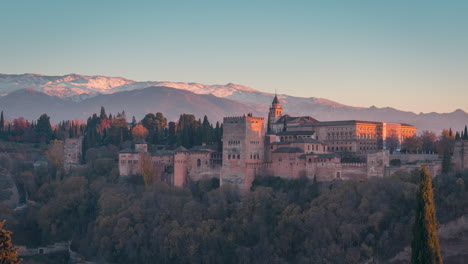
453,140,468,172
119,141,222,187
64,136,83,171
118,95,418,190
267,94,416,153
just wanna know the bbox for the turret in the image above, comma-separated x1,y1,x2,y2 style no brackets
268,94,283,133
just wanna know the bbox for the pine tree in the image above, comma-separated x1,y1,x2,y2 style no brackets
0,220,22,264
100,106,107,120
411,167,443,264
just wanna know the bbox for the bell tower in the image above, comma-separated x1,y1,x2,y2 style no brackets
268,93,282,133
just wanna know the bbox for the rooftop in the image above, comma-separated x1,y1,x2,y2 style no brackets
275,115,319,125
272,147,304,153
276,130,316,136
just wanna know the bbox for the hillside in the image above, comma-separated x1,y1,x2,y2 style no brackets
0,87,261,122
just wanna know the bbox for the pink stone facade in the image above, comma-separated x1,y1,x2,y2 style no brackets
118,97,423,191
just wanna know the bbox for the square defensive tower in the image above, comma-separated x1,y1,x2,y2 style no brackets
221,115,265,189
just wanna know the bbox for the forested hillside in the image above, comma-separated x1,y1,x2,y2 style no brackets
1,140,468,263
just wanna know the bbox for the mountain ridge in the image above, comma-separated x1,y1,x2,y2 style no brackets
0,73,467,132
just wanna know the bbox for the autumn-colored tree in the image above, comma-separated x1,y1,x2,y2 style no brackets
420,131,437,153
437,129,455,155
12,117,29,137
140,153,155,186
402,136,422,153
132,124,149,142
411,167,443,264
45,140,65,179
0,220,22,264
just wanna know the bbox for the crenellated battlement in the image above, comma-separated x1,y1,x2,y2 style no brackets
341,163,367,167
224,115,264,122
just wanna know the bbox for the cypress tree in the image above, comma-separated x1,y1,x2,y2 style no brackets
464,125,468,140
0,220,22,264
267,116,271,134
411,167,443,264
35,114,53,143
0,111,4,131
441,150,451,174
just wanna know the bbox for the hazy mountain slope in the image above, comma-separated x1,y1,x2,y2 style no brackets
0,87,261,123
0,89,77,121
79,86,262,122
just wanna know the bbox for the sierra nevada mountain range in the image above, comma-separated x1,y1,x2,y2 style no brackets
0,73,466,132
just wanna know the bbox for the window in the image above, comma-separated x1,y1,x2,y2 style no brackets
237,154,240,159
197,159,201,167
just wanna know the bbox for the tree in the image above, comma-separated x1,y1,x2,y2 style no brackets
45,140,65,179
12,117,29,137
0,111,4,131
402,136,421,153
0,220,22,264
437,129,455,155
35,114,53,142
441,150,451,174
420,131,437,153
140,153,155,186
385,131,400,154
411,167,443,264
142,113,167,144
132,124,149,142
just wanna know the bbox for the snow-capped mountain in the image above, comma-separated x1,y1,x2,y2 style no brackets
0,73,259,100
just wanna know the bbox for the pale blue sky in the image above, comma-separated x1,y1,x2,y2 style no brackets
1,0,467,113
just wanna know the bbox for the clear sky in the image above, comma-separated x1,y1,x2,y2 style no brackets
1,0,467,113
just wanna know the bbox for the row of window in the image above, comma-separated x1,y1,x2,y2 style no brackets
328,146,352,151
308,158,333,163
307,145,324,151
120,160,138,164
360,147,376,150
228,140,241,145
228,154,241,159
250,141,260,145
250,154,260,159
328,127,353,131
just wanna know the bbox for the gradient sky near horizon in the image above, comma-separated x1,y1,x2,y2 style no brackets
1,0,467,113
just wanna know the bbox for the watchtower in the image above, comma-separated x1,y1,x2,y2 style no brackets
221,114,265,190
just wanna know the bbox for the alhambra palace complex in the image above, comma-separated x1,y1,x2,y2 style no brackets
83,95,467,191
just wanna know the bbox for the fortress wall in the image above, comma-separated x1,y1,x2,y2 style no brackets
173,153,188,187
454,141,468,172
390,153,440,163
